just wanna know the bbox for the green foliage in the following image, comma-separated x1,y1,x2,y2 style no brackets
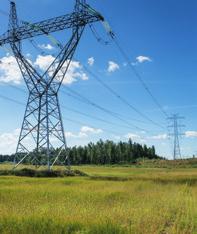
0,139,160,165
0,168,87,177
68,139,159,165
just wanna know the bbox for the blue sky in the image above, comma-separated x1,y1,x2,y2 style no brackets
0,0,197,158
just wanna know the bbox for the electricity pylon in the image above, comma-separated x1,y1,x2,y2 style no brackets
168,114,185,160
0,1,104,170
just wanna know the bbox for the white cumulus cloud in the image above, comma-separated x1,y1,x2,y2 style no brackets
65,131,87,139
0,54,88,86
34,55,54,70
81,126,103,134
63,60,88,85
38,44,54,50
124,133,146,143
185,131,197,138
108,61,120,73
150,134,168,140
0,55,22,84
34,55,88,85
65,126,103,139
136,55,152,63
0,129,20,154
87,57,95,66
125,133,141,140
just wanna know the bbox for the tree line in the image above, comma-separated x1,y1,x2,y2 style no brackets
0,139,161,165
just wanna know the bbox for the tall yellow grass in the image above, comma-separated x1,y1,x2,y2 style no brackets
0,165,196,233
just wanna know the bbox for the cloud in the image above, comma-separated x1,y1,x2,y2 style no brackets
0,54,88,86
125,132,169,142
136,56,152,63
63,60,88,85
81,126,103,134
34,55,88,85
125,133,141,140
185,131,197,138
125,133,146,143
34,55,54,70
150,134,168,140
108,61,120,73
0,55,22,84
0,129,20,154
87,57,95,66
38,44,54,50
65,131,87,139
65,126,103,139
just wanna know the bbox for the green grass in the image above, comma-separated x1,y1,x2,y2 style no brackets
0,164,196,233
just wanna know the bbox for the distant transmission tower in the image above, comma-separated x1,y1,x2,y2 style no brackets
0,1,104,170
168,114,185,160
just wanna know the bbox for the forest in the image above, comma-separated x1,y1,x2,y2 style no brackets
0,139,161,165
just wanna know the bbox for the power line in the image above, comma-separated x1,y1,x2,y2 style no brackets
0,7,165,131
63,116,121,136
3,83,145,132
100,20,169,118
113,37,169,118
82,63,165,129
4,82,166,137
61,104,131,130
0,7,164,133
0,0,106,170
0,91,124,136
62,86,149,132
89,24,111,46
0,44,164,133
0,93,25,106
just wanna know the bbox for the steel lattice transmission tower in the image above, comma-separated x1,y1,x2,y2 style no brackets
0,1,104,170
168,114,185,160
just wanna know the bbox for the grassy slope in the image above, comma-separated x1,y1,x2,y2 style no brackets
0,164,196,234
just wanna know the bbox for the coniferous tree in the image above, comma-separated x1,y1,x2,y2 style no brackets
0,139,160,165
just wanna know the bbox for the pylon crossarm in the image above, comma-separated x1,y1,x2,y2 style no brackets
0,6,103,46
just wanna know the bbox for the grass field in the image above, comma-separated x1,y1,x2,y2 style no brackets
0,164,196,234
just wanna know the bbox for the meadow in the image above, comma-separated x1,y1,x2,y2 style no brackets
0,164,196,234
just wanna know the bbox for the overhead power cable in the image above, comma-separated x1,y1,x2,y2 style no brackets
0,7,164,132
0,91,123,136
0,93,25,106
62,86,149,132
29,39,46,56
63,116,121,136
82,64,165,129
101,20,169,118
4,83,144,132
61,104,131,130
89,24,111,46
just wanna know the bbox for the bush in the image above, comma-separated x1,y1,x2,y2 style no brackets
0,168,88,178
